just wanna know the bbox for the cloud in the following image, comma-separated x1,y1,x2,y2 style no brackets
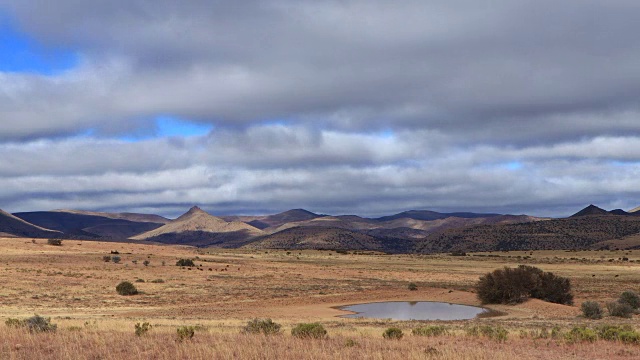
1,1,640,215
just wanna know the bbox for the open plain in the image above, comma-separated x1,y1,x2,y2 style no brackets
1,237,640,359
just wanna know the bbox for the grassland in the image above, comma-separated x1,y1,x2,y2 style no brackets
1,237,640,359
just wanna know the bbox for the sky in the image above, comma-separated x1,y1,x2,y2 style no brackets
1,0,640,218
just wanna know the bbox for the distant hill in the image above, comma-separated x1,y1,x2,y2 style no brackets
415,215,640,253
221,209,320,230
54,209,170,224
132,206,264,247
375,210,501,222
14,211,165,239
245,226,391,251
570,204,611,217
0,209,63,238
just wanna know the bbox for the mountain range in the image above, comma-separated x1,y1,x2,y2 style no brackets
2,204,640,253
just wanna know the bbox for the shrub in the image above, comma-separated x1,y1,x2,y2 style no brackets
5,318,25,328
177,326,196,341
112,256,121,264
176,259,195,267
242,318,282,335
116,281,138,296
291,323,327,339
412,325,448,337
607,301,634,318
135,278,145,283
581,301,604,319
134,322,151,336
408,282,418,291
25,315,57,333
47,239,62,246
564,326,597,343
466,325,508,342
618,290,640,310
143,260,150,267
476,265,573,305
102,255,112,262
597,324,635,341
383,327,403,339
150,279,165,283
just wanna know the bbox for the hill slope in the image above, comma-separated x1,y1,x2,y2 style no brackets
0,209,63,238
416,215,640,253
14,211,165,239
132,206,264,247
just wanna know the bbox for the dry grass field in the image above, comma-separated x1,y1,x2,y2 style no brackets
1,237,640,359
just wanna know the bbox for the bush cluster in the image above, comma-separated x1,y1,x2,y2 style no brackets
291,323,327,339
176,259,195,267
607,301,634,318
242,318,282,335
412,325,448,337
177,326,196,341
581,301,604,319
116,281,138,296
618,290,640,310
476,265,573,305
134,322,152,336
382,327,403,339
5,315,57,333
466,325,508,342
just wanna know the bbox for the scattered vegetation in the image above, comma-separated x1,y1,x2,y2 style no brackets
176,326,196,341
242,318,282,335
412,325,448,337
112,255,121,264
134,322,152,336
564,326,597,343
383,327,404,339
47,239,62,246
143,260,150,266
291,323,327,339
618,290,640,310
607,301,634,318
581,301,604,319
116,281,138,296
407,282,417,291
150,279,165,283
5,315,57,333
466,325,508,342
102,255,112,262
476,265,573,305
176,259,195,267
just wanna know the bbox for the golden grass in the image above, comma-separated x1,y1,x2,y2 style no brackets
2,326,640,360
1,237,640,359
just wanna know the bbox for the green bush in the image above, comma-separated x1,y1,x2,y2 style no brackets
134,322,152,336
597,324,634,341
466,325,508,342
242,318,282,335
476,265,573,305
116,281,138,296
618,290,640,310
112,256,121,264
581,301,603,319
564,326,597,343
5,318,25,328
408,283,418,291
25,315,57,333
412,325,448,337
291,323,327,339
177,326,196,341
176,259,195,267
607,301,633,318
383,327,404,339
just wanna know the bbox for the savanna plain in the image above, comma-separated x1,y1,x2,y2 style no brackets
1,237,639,359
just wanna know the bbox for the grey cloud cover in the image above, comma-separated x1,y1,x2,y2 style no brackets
1,0,640,216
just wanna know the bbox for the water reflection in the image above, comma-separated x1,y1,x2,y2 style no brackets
339,301,487,321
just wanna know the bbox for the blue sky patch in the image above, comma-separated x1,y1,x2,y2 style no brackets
117,116,214,142
0,16,79,75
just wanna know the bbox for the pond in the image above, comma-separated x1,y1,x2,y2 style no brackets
338,301,488,321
